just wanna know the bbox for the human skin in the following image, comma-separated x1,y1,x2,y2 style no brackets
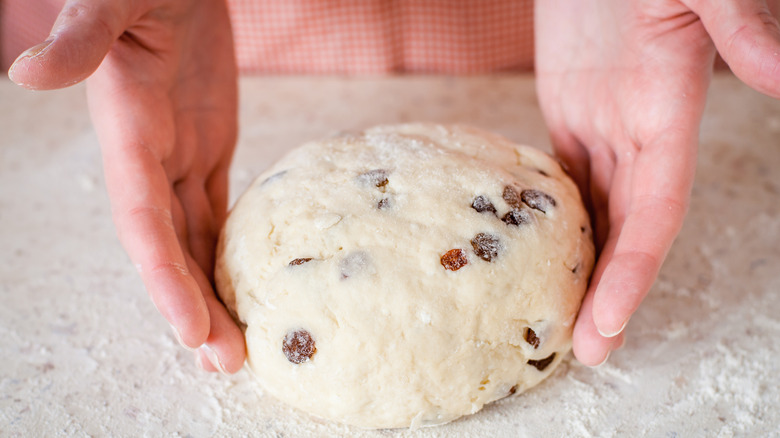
536,0,780,365
8,0,245,373
9,0,780,372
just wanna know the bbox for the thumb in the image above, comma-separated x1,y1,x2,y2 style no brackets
8,1,133,90
690,0,780,98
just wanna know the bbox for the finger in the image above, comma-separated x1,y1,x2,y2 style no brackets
548,129,590,194
547,129,601,242
591,133,696,338
206,157,233,228
196,349,219,372
689,0,780,98
87,79,211,349
587,144,617,250
572,206,624,366
168,112,235,278
573,293,626,366
572,288,615,366
549,128,617,250
185,254,246,374
107,149,211,349
8,0,135,90
196,294,247,374
174,178,218,279
612,332,626,351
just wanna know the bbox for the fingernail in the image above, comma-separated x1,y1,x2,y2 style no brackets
198,344,227,375
592,350,611,367
18,38,55,60
597,318,629,338
9,38,54,83
170,324,196,352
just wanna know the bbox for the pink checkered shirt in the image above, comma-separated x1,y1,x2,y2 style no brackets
1,0,535,73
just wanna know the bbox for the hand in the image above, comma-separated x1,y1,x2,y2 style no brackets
535,0,780,365
9,0,245,373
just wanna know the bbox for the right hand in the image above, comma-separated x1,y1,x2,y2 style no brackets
9,0,246,373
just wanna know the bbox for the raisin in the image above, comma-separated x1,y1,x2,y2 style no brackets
524,328,540,349
282,329,316,364
377,197,391,209
521,189,556,213
471,196,497,215
502,185,522,209
358,169,389,188
509,385,518,396
502,208,532,226
471,233,501,262
289,258,312,266
527,353,556,371
440,249,468,271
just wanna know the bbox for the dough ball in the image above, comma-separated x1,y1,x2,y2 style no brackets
215,124,594,429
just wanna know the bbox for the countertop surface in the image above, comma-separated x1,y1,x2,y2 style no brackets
1,74,779,437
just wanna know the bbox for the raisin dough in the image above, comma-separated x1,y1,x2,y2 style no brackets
215,124,594,429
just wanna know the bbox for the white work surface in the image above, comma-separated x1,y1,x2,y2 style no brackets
1,74,779,437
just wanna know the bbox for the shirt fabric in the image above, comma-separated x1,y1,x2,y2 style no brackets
1,0,535,73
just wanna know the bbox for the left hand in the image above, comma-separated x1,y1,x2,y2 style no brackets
535,0,780,365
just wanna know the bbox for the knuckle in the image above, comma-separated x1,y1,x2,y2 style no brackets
149,261,191,278
61,2,90,19
60,2,121,42
113,205,174,241
124,205,172,226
